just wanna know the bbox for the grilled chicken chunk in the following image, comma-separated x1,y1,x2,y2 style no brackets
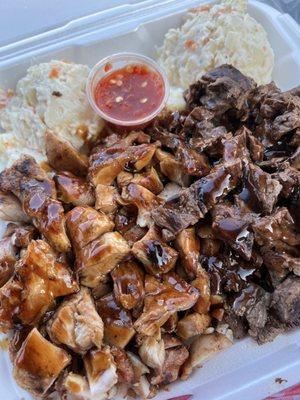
77,232,130,288
182,333,232,379
89,133,157,186
0,235,17,288
97,293,135,348
0,192,30,223
111,260,144,310
0,155,70,252
83,347,118,397
151,346,189,385
177,313,211,339
127,351,151,399
45,131,89,177
134,274,199,336
66,206,114,249
95,184,119,215
121,183,162,227
60,373,91,400
0,240,78,332
138,336,165,373
132,227,178,276
110,346,135,385
175,227,202,279
54,171,95,206
47,287,103,354
13,328,71,397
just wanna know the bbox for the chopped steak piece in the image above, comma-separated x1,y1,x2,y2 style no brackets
185,64,256,119
212,203,255,260
272,164,300,198
271,276,300,325
152,161,242,235
241,163,282,214
151,186,203,235
13,328,71,397
252,207,300,248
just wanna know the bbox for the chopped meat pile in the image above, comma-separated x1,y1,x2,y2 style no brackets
0,64,299,399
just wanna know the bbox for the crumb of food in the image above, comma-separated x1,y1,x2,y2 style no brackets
275,378,288,384
158,0,274,89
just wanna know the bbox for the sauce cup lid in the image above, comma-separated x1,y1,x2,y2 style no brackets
86,52,169,126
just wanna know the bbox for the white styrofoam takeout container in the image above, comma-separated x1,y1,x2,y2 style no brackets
0,1,299,399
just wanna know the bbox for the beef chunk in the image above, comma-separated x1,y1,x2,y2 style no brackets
212,203,255,260
152,161,242,235
250,82,300,142
272,164,300,198
151,188,203,235
239,163,282,214
185,65,256,119
253,208,300,248
271,276,300,325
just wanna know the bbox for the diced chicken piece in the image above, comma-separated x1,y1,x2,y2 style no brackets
89,138,157,186
134,273,199,336
151,346,189,385
13,328,71,397
6,223,37,248
121,183,162,227
157,182,182,201
45,131,88,177
132,227,178,276
27,197,71,253
0,155,56,200
111,260,144,310
126,352,150,399
47,287,103,354
156,148,190,187
192,270,211,314
163,312,178,333
0,192,30,223
95,184,119,215
138,336,165,372
0,235,17,287
175,227,202,279
0,240,78,332
54,171,95,206
177,313,211,340
0,155,71,252
77,232,130,288
61,372,91,400
110,346,134,384
66,206,114,249
181,333,232,379
97,293,135,348
83,347,118,398
118,167,164,195
162,334,182,349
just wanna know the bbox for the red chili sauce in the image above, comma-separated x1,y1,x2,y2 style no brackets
94,64,165,122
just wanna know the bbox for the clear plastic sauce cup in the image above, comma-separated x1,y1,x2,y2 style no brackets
86,52,169,128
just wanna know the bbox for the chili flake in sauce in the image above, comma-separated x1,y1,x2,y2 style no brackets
94,64,165,122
